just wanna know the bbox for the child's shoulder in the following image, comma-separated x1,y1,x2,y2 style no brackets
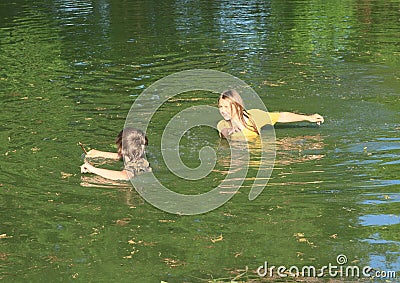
217,119,230,131
124,158,151,175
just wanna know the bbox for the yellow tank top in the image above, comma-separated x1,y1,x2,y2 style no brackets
217,109,280,139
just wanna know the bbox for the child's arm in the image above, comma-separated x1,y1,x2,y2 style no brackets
80,162,130,180
85,149,120,159
220,127,241,138
277,112,324,125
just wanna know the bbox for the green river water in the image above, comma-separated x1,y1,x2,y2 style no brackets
0,0,399,282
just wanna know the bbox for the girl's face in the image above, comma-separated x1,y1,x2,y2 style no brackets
218,98,234,120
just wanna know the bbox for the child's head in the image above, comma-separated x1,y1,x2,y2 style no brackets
218,89,259,134
218,89,245,120
115,127,148,161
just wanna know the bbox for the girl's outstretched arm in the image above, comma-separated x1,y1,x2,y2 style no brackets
85,149,120,159
80,162,130,180
277,112,324,124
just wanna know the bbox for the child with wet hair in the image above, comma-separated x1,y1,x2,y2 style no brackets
217,89,324,139
80,127,151,180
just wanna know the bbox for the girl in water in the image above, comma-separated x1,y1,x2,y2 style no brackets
217,89,324,139
80,127,151,180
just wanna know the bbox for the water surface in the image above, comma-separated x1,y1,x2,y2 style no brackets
1,0,399,282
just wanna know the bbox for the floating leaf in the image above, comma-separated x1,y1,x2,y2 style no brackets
61,172,73,179
211,234,223,243
163,257,185,267
0,234,12,239
294,232,316,247
293,233,305,237
116,218,131,226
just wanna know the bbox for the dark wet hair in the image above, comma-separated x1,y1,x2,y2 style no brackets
115,127,148,161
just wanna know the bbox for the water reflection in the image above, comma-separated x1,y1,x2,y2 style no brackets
359,214,400,227
362,233,400,245
213,134,326,192
54,0,111,60
80,175,130,189
275,134,325,165
367,254,400,275
360,193,400,205
80,175,144,208
1,0,399,281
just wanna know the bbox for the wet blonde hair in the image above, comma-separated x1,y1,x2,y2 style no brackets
218,89,259,134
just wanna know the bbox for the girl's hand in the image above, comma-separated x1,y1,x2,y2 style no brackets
81,162,94,174
221,127,239,137
308,114,324,125
221,128,231,138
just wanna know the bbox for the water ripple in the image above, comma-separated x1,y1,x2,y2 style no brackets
359,214,400,227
